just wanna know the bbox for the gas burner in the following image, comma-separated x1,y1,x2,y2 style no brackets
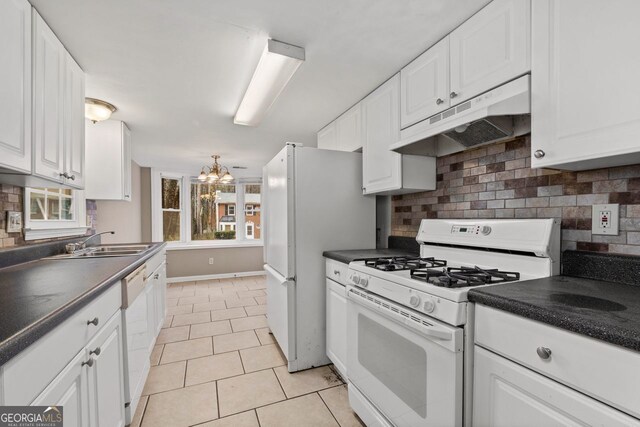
411,266,520,288
364,256,447,272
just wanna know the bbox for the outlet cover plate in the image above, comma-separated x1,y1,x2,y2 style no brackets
592,204,619,235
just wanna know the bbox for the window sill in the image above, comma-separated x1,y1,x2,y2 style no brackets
24,226,89,241
166,240,264,251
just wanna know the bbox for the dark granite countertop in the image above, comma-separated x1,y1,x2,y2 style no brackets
0,242,166,365
323,248,419,264
468,275,640,352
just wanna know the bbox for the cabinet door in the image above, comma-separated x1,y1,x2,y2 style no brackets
64,53,85,188
0,0,31,173
153,263,167,334
449,0,530,105
145,280,157,351
326,279,347,379
317,122,337,150
86,312,125,427
336,103,362,152
362,74,402,194
32,350,90,427
122,123,132,201
400,37,450,129
33,10,65,182
531,0,640,170
473,346,640,427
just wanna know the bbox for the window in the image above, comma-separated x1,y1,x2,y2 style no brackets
246,222,254,239
152,170,262,245
24,187,87,240
191,182,236,241
161,177,181,241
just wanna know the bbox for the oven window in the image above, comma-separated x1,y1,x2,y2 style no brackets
358,314,427,417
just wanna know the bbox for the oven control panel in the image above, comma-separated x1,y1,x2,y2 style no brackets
451,224,492,235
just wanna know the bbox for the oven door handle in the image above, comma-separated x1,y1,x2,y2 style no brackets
348,288,454,342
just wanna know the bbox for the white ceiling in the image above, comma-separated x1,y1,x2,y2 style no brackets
30,0,490,178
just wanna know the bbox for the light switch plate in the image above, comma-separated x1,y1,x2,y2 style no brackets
592,204,619,235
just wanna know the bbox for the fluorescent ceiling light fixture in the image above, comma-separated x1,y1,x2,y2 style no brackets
85,98,117,123
234,39,305,126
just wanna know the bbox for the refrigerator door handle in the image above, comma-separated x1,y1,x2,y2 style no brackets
264,264,293,284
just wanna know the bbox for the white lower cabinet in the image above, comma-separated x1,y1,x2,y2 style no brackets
326,278,347,379
153,262,167,334
32,311,124,427
86,312,126,427
31,350,89,427
473,346,640,427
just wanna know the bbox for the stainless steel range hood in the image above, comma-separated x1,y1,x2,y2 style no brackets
390,75,531,156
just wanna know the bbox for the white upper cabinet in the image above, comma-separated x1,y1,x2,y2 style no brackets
362,75,403,194
449,0,530,105
362,74,436,195
317,122,337,150
85,120,132,201
64,53,86,188
0,0,32,174
401,37,450,129
33,9,65,183
335,103,362,152
32,9,86,187
531,0,640,170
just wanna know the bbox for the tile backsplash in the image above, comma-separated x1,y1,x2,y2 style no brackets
0,184,97,248
391,136,640,255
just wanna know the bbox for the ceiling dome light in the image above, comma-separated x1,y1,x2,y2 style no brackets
221,172,234,183
85,98,117,123
198,170,207,181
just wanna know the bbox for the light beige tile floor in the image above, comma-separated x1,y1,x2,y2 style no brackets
133,276,363,427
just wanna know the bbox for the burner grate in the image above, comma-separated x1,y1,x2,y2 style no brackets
411,266,520,288
364,256,447,271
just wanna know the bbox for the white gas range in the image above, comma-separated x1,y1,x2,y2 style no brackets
345,219,561,427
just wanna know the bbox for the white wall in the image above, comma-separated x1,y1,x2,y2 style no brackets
96,161,142,243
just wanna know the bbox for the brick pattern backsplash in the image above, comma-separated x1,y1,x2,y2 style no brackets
391,136,640,255
0,184,97,249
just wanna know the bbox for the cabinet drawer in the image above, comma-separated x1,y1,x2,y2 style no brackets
144,250,165,280
2,282,122,405
325,258,348,285
475,305,640,418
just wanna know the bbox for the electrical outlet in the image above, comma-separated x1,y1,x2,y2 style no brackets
592,204,619,235
208,257,214,265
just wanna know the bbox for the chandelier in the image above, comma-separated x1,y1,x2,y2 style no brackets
197,155,234,184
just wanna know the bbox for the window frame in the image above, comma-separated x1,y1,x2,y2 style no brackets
151,169,262,248
23,187,88,241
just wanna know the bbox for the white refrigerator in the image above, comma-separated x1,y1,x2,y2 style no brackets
263,143,375,372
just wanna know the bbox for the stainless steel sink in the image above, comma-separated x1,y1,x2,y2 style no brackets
48,244,153,259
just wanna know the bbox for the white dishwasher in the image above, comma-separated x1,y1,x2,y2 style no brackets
121,264,151,424
325,258,349,379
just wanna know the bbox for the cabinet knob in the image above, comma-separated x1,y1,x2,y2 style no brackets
68,174,76,181
436,98,444,105
87,317,99,326
82,358,95,368
536,346,552,360
90,347,101,356
154,273,160,279
59,172,68,179
534,149,546,159
450,91,458,99
333,270,340,276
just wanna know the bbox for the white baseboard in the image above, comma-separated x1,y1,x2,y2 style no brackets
167,270,266,283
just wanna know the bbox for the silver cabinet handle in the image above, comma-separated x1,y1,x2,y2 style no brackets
536,346,552,360
68,174,76,181
87,317,99,326
90,347,101,356
82,358,94,367
534,149,546,159
450,91,458,99
154,273,160,279
59,172,68,179
436,98,444,105
333,270,340,276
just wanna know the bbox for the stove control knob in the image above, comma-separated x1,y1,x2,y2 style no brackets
360,278,369,287
481,226,492,236
352,275,360,285
423,299,436,313
409,295,421,308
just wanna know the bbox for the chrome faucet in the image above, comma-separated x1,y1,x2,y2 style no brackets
65,231,115,254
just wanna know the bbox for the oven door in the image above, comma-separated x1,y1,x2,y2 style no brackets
347,285,463,427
